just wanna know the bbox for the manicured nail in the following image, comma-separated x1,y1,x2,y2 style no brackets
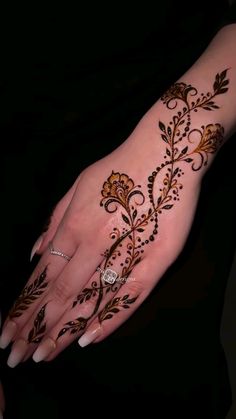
0,320,17,349
32,337,56,363
78,325,101,348
30,235,43,262
7,338,28,368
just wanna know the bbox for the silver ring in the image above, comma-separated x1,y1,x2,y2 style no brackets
49,241,72,262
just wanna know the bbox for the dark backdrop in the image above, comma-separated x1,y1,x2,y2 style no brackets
1,2,236,418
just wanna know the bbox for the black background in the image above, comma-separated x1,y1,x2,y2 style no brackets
1,1,236,418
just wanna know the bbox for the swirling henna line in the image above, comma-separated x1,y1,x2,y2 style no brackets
95,69,229,325
57,70,230,339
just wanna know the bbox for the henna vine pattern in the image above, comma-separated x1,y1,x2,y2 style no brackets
99,295,138,322
57,70,229,340
9,267,49,318
57,317,87,338
28,303,47,343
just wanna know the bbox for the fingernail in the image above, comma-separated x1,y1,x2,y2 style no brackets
78,325,101,348
0,320,17,349
32,337,56,363
7,338,28,368
30,235,43,262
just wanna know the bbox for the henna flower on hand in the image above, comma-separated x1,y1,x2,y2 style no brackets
161,82,197,108
101,172,134,201
189,123,224,170
196,124,224,154
100,171,144,213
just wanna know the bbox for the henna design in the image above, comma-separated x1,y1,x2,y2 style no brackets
57,70,229,340
57,317,87,339
28,303,47,343
72,278,119,308
99,295,138,322
9,267,49,318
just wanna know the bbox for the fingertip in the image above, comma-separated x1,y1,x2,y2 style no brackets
78,325,102,348
30,235,44,262
0,320,17,349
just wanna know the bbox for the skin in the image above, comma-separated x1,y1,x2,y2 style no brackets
0,24,236,367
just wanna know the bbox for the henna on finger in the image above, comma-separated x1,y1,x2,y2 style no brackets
28,303,48,344
9,267,49,319
22,70,228,361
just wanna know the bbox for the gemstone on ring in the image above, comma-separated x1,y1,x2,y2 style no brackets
102,268,118,284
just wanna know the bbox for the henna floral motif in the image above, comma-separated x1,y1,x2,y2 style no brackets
186,123,224,170
57,69,229,341
28,303,47,344
161,82,197,109
9,267,49,318
101,172,134,200
100,171,144,213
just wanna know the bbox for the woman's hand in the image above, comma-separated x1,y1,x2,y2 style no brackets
0,69,229,367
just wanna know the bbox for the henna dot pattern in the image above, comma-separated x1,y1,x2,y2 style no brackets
57,70,229,339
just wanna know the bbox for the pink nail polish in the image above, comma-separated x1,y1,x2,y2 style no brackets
78,325,101,348
7,339,28,368
0,320,17,349
32,338,56,363
30,235,43,262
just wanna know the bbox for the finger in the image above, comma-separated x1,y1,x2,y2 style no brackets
86,245,174,345
78,261,153,346
6,243,104,367
30,252,153,362
44,244,172,359
30,175,80,260
0,228,79,350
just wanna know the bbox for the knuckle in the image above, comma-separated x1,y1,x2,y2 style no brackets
76,292,99,317
52,279,72,304
61,212,80,235
125,277,144,295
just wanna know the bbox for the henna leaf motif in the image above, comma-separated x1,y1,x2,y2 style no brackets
122,213,130,225
159,121,166,133
213,69,229,95
9,267,49,318
57,317,87,339
28,303,47,344
99,294,138,322
132,209,137,221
